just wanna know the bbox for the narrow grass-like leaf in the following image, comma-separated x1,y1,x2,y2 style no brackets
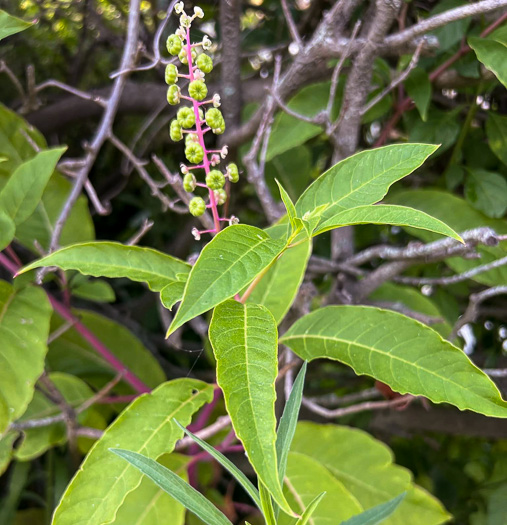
260,482,277,525
0,10,32,40
209,300,295,516
174,420,261,509
314,205,462,242
339,493,407,525
111,449,233,525
275,179,299,235
281,306,507,418
0,147,66,225
0,283,51,434
296,491,327,525
51,379,213,525
276,362,307,483
18,241,190,291
167,225,286,336
295,144,438,227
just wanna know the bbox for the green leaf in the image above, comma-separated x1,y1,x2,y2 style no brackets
280,306,507,418
464,169,507,218
428,0,471,52
469,36,507,89
296,491,327,525
0,432,16,476
51,379,214,525
0,282,51,434
314,204,463,241
0,147,66,225
276,362,307,484
174,420,261,509
111,449,232,525
111,454,189,525
276,180,299,235
247,225,311,324
0,10,32,41
0,210,14,251
160,281,186,311
486,112,507,167
209,300,294,516
19,241,190,292
71,277,116,303
295,144,438,228
278,452,362,525
407,109,460,155
387,190,507,286
167,225,286,336
339,493,407,525
291,422,450,525
260,482,277,525
405,68,431,121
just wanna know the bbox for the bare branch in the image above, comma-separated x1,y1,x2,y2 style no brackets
127,218,155,245
35,80,107,106
280,0,302,46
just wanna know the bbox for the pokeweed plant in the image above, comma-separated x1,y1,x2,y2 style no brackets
2,2,507,525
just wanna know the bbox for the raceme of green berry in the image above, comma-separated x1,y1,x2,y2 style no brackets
189,196,206,217
167,85,180,105
177,107,195,128
196,53,213,73
165,64,178,84
214,189,227,205
166,34,182,55
170,120,183,141
183,173,197,192
185,143,204,164
227,163,239,183
189,80,208,101
206,170,225,190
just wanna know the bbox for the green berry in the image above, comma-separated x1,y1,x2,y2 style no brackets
177,107,195,128
205,108,225,133
189,80,207,101
185,143,204,164
165,64,178,84
183,173,197,192
169,120,183,141
167,85,180,105
227,163,239,183
196,53,213,73
178,48,196,65
185,133,199,146
189,196,206,217
206,170,225,190
214,189,227,205
166,34,182,55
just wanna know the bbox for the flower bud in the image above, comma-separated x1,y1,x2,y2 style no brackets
167,85,181,105
174,2,184,14
191,227,201,240
185,142,204,164
194,6,204,18
202,35,212,50
189,196,206,216
180,163,189,174
214,189,227,205
220,146,228,159
196,53,213,74
212,93,221,107
185,133,199,146
183,173,197,192
210,154,220,166
166,34,182,55
206,170,225,190
226,163,239,183
229,215,240,225
193,68,205,81
189,80,208,101
177,106,196,128
170,120,183,141
165,64,178,84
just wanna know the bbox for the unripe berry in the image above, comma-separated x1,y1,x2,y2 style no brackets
205,108,225,131
170,120,183,141
226,163,239,183
189,196,206,216
214,189,227,205
189,80,208,101
166,34,182,55
185,133,199,146
165,64,178,84
185,143,204,164
206,170,225,190
183,173,197,192
167,85,181,105
196,53,213,73
179,48,197,65
177,107,196,128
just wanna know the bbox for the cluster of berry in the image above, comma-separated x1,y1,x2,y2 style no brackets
165,2,239,240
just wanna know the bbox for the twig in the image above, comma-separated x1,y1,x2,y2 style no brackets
280,0,301,46
35,80,107,106
0,60,26,104
127,218,155,245
307,388,381,407
47,320,76,344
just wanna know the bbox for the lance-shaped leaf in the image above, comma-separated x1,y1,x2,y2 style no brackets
295,144,438,227
0,282,51,434
167,225,286,336
51,379,214,525
111,449,232,525
0,10,32,40
18,241,190,292
314,205,462,242
340,493,407,525
209,300,294,516
296,491,327,525
280,306,507,418
0,147,66,225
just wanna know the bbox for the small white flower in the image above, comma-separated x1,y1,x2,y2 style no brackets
220,146,228,159
174,2,184,14
210,154,220,166
191,227,201,241
202,35,212,50
212,93,221,107
176,26,186,39
193,68,205,81
180,163,189,174
194,6,204,18
180,13,191,27
229,216,240,225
